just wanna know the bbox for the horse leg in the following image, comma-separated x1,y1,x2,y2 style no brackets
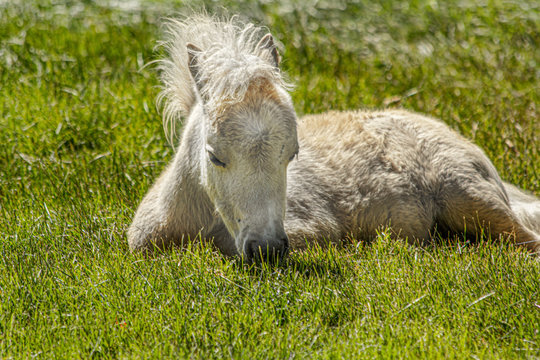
128,169,177,252
383,199,435,245
437,177,540,253
128,161,213,253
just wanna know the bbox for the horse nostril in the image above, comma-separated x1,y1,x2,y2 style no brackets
244,239,287,264
248,240,260,258
244,240,261,263
244,240,262,263
281,238,290,257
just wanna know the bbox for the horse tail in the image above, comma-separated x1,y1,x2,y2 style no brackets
504,182,540,235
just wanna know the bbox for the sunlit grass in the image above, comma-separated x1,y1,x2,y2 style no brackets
1,1,539,358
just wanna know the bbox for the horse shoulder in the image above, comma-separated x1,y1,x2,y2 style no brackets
128,155,214,252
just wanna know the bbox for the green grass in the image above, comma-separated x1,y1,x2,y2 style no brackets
1,0,539,358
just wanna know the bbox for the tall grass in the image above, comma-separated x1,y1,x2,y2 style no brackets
1,1,539,358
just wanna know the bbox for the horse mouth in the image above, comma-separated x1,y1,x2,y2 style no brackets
243,237,290,264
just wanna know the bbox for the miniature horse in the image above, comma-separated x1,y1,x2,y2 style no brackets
128,15,540,262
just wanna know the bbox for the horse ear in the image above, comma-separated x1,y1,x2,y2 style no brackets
256,34,280,68
186,43,204,91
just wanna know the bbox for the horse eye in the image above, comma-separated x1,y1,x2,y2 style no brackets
288,150,298,162
208,151,226,168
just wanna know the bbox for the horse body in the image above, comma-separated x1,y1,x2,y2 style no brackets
286,110,540,251
128,15,540,259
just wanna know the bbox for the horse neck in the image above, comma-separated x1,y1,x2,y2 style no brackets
166,102,215,234
175,102,206,176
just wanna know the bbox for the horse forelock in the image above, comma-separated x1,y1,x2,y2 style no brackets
210,77,290,124
156,14,292,145
197,46,291,121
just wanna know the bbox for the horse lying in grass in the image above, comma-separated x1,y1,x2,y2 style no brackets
128,14,540,262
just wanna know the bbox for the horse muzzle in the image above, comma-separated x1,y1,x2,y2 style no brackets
242,234,289,264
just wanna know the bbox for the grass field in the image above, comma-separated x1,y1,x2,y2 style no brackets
1,0,539,358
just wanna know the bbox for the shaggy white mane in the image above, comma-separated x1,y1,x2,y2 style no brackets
156,14,290,144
